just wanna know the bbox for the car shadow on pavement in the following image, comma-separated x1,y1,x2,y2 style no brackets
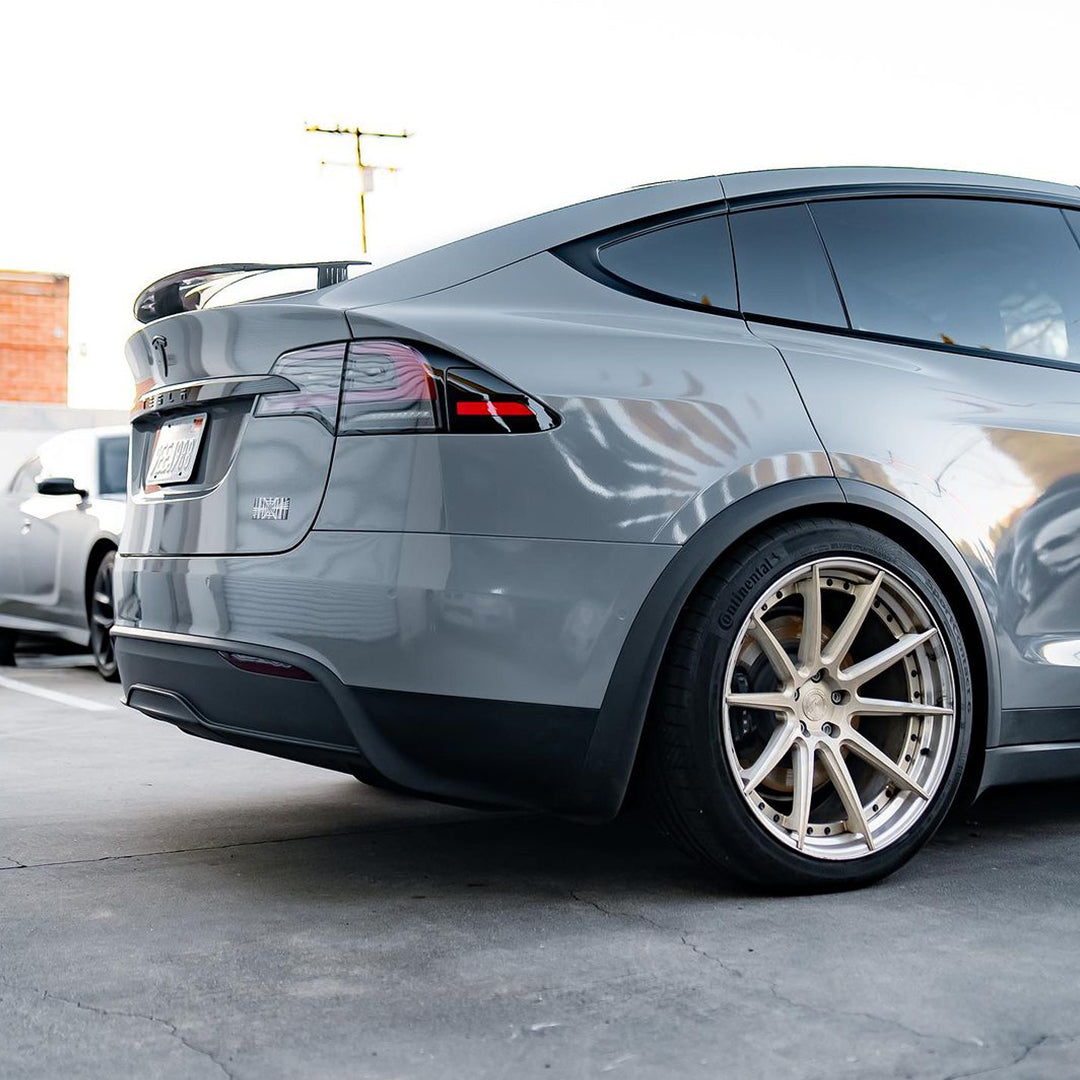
112,776,1080,910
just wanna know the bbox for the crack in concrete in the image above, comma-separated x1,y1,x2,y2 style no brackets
0,977,234,1079
569,892,670,934
0,814,497,873
943,1033,1080,1080
569,890,985,1057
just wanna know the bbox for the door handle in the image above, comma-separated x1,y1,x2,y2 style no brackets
20,519,31,535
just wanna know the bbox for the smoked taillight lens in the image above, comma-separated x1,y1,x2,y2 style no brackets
254,342,347,431
444,367,556,434
255,340,558,435
338,341,441,434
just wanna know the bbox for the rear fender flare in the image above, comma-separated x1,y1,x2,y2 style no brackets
577,477,1001,819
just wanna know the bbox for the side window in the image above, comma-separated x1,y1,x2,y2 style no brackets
97,436,130,497
10,456,40,493
811,197,1080,363
596,214,737,310
729,204,847,327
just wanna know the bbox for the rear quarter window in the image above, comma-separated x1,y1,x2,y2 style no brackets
596,214,738,310
729,203,847,327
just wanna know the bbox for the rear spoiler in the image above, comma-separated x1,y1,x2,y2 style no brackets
133,261,370,324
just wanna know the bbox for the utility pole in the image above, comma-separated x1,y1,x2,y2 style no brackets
305,122,410,253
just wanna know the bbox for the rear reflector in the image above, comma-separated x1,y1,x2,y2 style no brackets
220,652,315,681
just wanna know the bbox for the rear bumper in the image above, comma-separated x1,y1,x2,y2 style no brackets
113,530,677,815
115,629,602,813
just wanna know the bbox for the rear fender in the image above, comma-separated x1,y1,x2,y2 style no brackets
578,477,1002,819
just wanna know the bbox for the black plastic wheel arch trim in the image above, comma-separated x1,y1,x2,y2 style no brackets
581,476,1007,818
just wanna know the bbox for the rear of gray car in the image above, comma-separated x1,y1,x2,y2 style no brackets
115,167,1080,890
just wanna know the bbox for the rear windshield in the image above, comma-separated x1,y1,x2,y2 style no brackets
98,436,130,496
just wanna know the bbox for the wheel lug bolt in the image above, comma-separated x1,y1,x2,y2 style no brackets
821,723,833,737
831,690,844,705
811,670,824,683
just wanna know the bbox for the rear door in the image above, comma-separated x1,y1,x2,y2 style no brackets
734,193,1080,745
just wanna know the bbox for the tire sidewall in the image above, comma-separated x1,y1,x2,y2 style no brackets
90,550,119,682
685,520,972,890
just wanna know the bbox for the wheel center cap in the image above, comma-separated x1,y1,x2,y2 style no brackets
802,688,829,724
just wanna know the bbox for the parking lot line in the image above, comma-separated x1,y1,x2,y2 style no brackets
0,673,115,713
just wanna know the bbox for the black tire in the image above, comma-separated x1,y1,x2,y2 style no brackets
643,517,973,892
89,549,120,682
0,628,16,666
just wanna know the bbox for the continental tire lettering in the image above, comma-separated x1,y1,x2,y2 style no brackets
718,554,779,630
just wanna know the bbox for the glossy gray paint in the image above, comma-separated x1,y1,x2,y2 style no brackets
123,305,350,558
748,319,1080,726
114,531,675,708
718,165,1080,202
115,167,1080,811
319,252,831,541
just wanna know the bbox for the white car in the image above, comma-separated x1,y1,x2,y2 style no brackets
0,426,128,678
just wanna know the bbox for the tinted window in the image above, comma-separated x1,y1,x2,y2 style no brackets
597,214,737,310
98,436,129,496
812,197,1080,363
729,204,847,327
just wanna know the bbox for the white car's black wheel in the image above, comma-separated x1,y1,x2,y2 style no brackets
89,550,119,682
645,518,972,891
0,629,16,667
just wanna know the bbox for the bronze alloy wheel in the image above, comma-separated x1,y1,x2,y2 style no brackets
722,557,956,859
645,518,972,891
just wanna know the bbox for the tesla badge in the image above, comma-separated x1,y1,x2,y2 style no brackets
151,335,169,377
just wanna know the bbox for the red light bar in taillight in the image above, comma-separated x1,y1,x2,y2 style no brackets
455,401,534,417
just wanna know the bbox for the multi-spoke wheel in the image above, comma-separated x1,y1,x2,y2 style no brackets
645,518,972,891
89,549,119,682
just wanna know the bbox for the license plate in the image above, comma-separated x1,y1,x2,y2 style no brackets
148,414,207,485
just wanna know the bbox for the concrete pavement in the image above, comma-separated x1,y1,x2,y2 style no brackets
1,659,1079,1079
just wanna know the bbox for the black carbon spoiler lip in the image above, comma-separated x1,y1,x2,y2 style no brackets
133,261,370,324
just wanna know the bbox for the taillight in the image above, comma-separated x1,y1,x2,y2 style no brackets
255,339,558,435
338,341,441,434
253,342,347,431
444,367,557,434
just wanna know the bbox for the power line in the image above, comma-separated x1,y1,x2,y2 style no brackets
305,122,410,253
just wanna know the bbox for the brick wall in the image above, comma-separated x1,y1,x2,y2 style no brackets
0,270,70,404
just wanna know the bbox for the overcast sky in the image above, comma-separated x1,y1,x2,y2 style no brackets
3,0,1078,409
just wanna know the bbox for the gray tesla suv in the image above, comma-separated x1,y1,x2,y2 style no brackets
115,166,1080,890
